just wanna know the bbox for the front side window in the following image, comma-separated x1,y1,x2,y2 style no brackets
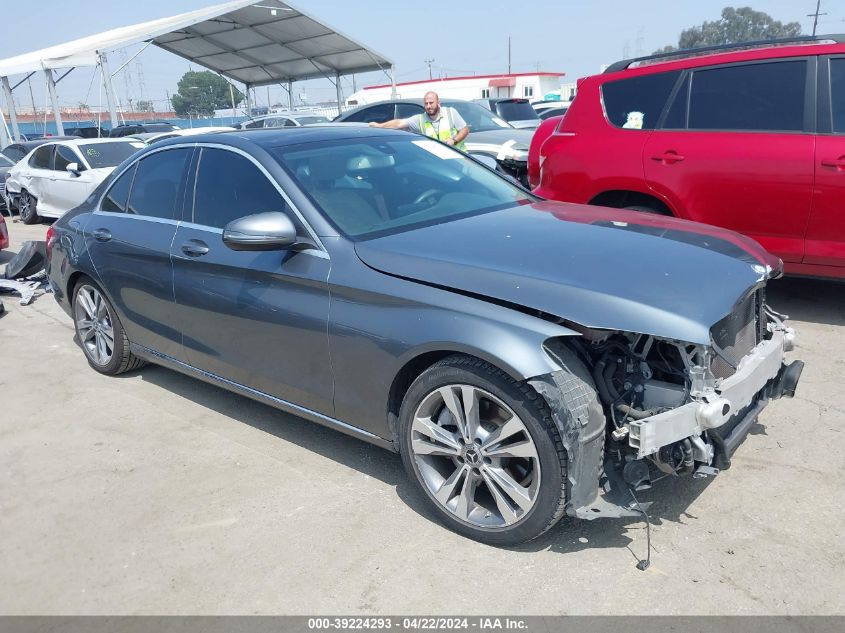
127,148,192,219
54,145,82,172
688,60,806,132
601,70,681,130
101,164,137,213
273,137,534,239
193,148,288,229
395,104,423,119
447,102,511,131
830,58,845,133
29,145,53,169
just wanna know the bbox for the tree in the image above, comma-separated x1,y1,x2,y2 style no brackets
170,71,244,117
654,6,802,54
137,100,154,113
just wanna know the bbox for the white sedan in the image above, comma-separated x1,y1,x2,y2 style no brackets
6,138,144,224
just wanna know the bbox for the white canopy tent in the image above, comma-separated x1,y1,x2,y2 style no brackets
0,0,394,145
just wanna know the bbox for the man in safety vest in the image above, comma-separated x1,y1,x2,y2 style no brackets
368,91,469,151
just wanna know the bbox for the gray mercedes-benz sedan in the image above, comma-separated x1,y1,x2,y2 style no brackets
47,127,802,546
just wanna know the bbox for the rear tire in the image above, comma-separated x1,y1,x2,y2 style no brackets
398,355,568,546
19,190,40,225
72,277,146,375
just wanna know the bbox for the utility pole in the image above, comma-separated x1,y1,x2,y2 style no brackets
808,0,827,36
424,58,434,80
508,37,511,74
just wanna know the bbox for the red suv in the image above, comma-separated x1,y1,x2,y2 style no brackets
529,36,845,279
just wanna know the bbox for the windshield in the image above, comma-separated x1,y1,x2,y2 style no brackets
445,102,512,132
494,100,539,122
80,142,142,169
273,137,534,239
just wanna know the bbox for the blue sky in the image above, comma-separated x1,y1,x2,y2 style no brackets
0,0,841,111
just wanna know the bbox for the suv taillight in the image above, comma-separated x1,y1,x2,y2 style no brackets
46,225,56,262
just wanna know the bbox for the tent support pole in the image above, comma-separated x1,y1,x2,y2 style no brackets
44,69,65,136
1,77,21,141
98,53,120,129
335,72,343,117
0,108,10,150
245,83,252,116
390,67,397,99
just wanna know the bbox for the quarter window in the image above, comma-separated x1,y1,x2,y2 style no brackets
101,164,137,213
688,61,806,132
126,148,192,219
601,70,681,130
193,149,288,229
29,145,53,169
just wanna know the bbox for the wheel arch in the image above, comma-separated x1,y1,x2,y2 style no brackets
588,189,675,215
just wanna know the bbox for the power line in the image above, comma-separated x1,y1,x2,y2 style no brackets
808,0,827,36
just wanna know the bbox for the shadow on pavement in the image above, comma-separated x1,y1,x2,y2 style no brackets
766,276,845,326
125,362,717,557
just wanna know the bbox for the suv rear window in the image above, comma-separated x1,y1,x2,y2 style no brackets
601,71,681,130
688,61,806,132
494,100,539,122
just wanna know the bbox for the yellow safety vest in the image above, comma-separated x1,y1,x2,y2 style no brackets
420,108,467,151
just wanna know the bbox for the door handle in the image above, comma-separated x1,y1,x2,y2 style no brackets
651,151,686,164
181,239,209,257
821,158,845,170
92,228,112,242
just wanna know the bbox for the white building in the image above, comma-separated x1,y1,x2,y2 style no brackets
346,72,565,105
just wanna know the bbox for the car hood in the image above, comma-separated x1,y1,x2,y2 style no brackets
354,202,781,345
466,127,535,151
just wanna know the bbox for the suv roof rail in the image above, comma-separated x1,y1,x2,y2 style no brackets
604,34,845,73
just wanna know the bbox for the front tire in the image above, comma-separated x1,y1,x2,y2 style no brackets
398,355,568,546
72,277,145,375
18,190,40,225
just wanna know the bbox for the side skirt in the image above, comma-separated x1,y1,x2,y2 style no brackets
130,343,396,452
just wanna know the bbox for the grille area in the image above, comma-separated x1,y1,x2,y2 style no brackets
710,291,762,379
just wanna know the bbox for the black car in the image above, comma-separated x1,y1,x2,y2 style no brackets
109,122,180,138
335,99,534,185
65,126,109,139
474,98,540,129
47,127,801,546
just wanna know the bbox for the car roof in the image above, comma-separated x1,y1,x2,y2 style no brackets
54,137,141,147
602,35,845,79
150,126,411,151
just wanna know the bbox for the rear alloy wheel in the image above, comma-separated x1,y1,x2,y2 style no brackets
399,356,567,546
73,278,145,375
18,190,40,225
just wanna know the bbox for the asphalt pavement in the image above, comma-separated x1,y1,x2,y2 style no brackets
1,219,843,615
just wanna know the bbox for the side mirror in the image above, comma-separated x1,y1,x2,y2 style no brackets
66,162,81,176
223,212,305,251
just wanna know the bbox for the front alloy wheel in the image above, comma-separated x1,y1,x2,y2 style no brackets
399,356,568,546
411,384,541,528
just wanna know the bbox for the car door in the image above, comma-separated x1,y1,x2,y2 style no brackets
171,146,334,416
643,59,815,264
85,147,194,359
50,144,95,215
20,144,55,212
808,55,845,268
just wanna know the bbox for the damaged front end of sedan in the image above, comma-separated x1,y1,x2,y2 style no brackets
529,288,803,520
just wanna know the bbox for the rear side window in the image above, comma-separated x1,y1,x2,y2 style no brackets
688,61,806,132
127,148,192,219
830,58,845,133
396,104,423,119
494,100,539,122
602,71,681,130
102,164,137,213
29,145,53,169
343,104,395,123
193,148,288,229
